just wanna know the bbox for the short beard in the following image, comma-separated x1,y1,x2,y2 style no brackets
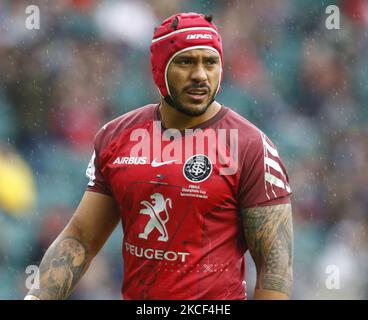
166,86,216,117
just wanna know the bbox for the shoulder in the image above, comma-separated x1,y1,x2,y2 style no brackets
221,106,265,147
94,104,157,148
100,104,157,135
220,106,284,169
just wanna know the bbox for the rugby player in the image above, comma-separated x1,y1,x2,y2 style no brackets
25,12,293,300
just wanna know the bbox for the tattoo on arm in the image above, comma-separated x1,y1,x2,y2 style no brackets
29,237,89,300
242,204,293,297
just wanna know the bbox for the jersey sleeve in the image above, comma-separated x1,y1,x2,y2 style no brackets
238,131,292,208
85,127,112,196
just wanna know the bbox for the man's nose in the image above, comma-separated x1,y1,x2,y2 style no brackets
190,64,207,82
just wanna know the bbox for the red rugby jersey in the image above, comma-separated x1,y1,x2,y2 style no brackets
86,104,291,300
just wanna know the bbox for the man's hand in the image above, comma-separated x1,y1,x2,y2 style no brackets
242,203,293,299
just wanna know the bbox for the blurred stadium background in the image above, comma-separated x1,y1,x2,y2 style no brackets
0,0,367,299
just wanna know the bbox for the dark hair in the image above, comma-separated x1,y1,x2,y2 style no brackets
171,16,179,30
204,14,213,23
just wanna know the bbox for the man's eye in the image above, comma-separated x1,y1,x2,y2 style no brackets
207,59,217,65
179,59,192,65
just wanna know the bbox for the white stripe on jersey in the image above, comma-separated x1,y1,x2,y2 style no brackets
265,172,286,189
86,151,96,187
264,157,284,175
261,132,290,199
263,137,279,158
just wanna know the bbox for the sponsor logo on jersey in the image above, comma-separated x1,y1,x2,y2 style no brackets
138,193,171,242
126,193,191,262
151,158,176,167
113,156,147,165
186,34,213,40
125,242,190,262
183,154,212,183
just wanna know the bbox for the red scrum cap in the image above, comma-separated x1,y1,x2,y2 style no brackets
150,12,224,98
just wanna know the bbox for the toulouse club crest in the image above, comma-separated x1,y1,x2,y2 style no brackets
183,154,212,183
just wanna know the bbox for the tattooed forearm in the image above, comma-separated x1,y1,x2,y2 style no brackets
28,236,90,300
242,204,293,298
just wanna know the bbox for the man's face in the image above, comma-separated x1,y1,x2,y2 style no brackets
166,49,221,116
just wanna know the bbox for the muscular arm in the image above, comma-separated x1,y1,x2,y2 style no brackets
241,203,293,299
27,191,120,300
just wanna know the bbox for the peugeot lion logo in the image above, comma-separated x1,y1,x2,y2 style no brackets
138,193,172,242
